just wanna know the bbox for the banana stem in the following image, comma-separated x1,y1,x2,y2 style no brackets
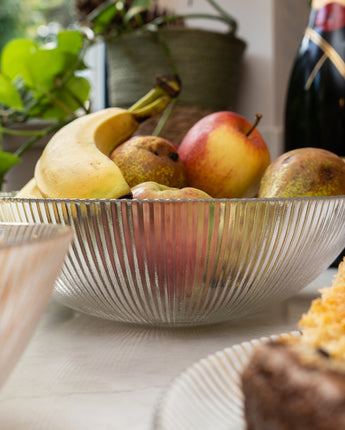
128,88,165,112
128,74,181,121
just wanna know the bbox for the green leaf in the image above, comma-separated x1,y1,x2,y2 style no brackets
40,76,91,120
0,29,91,124
65,75,91,105
0,150,20,177
124,0,152,23
57,30,84,55
0,74,23,109
25,49,67,91
60,52,85,77
131,0,152,9
92,3,118,34
1,39,38,81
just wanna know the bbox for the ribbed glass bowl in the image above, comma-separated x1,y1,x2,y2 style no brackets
0,195,344,327
0,222,73,389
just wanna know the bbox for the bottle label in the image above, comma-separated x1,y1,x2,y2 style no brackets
304,2,345,89
284,0,345,153
304,28,345,89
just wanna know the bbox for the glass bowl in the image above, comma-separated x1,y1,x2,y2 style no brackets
0,222,73,389
0,195,344,327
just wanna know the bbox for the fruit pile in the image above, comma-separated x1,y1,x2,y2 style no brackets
16,78,345,200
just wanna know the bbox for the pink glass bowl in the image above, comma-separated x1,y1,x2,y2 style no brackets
0,222,73,389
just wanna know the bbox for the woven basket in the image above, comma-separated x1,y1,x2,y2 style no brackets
106,28,246,143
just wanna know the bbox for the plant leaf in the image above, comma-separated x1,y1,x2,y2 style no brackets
1,39,38,81
40,76,91,120
124,0,152,23
65,75,91,105
130,0,152,9
57,30,84,55
0,74,23,109
92,2,118,34
25,49,68,91
34,77,89,120
0,150,20,177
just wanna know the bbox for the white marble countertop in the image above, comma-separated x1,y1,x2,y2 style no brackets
0,269,337,430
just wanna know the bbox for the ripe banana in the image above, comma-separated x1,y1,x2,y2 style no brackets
16,177,44,198
17,75,181,199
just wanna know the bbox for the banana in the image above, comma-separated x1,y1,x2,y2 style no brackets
35,108,136,199
18,75,181,199
16,177,43,198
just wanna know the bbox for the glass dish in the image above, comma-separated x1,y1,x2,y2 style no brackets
0,194,344,326
0,222,73,389
153,331,301,430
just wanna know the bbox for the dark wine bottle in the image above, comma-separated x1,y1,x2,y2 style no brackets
284,0,345,267
284,0,345,154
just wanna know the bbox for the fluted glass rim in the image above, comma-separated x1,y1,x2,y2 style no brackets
2,192,345,204
152,331,302,430
0,222,73,249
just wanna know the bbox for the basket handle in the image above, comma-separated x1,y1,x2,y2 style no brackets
89,0,239,37
147,0,238,36
146,12,237,36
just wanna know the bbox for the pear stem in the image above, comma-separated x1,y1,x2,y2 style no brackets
246,113,262,137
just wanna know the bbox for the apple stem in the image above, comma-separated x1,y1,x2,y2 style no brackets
246,113,262,137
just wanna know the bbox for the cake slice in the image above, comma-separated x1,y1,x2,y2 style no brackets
242,258,345,430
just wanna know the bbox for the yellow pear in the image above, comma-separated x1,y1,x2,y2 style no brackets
110,136,187,188
259,147,345,198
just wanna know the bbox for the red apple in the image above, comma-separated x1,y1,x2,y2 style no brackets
178,112,271,198
121,197,224,307
131,181,213,199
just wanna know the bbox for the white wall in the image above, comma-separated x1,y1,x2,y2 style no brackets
159,0,310,159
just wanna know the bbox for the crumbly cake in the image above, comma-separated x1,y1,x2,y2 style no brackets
242,258,345,430
299,258,345,359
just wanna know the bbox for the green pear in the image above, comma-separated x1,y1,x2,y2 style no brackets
110,135,187,188
258,147,345,198
131,181,212,199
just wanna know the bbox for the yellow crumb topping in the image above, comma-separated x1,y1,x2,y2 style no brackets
299,258,345,359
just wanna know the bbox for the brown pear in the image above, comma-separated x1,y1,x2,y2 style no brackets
258,147,345,198
110,135,187,188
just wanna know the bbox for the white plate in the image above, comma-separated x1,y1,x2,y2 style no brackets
153,331,301,430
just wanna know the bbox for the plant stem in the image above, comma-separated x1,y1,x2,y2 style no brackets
13,122,65,158
0,126,48,137
152,98,178,137
204,0,237,33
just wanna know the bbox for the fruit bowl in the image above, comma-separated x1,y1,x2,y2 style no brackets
0,222,73,389
0,195,344,327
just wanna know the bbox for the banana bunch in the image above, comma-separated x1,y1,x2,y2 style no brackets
17,76,180,199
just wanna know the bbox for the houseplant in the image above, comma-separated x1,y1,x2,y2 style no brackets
0,28,91,190
75,0,246,143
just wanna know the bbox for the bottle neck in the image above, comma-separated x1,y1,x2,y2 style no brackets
309,1,345,31
312,0,345,9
